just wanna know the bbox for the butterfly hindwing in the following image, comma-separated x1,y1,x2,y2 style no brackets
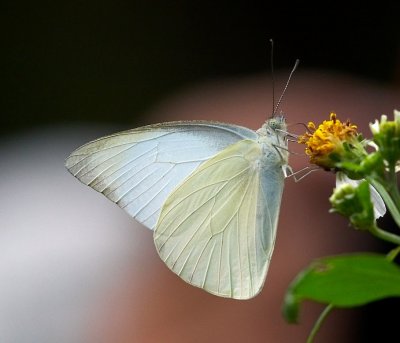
154,139,285,299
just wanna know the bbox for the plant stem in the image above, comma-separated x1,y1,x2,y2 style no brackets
387,245,400,262
388,166,400,211
307,304,334,343
369,223,400,245
369,178,400,228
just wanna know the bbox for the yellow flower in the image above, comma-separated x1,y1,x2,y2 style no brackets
298,113,360,170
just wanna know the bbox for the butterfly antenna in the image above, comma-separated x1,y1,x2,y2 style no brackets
270,38,275,116
273,59,300,115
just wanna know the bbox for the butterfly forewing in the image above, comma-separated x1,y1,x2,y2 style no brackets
65,121,257,230
154,139,285,299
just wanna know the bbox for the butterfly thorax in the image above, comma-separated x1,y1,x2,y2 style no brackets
255,115,289,167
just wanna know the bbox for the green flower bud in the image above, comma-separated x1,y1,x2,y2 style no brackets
329,181,375,230
359,152,385,179
369,110,400,167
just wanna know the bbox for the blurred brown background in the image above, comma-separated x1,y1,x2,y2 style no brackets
1,2,399,343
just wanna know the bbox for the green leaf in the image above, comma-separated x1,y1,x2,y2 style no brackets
283,253,400,323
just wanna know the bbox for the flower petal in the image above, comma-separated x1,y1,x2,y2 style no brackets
369,119,380,135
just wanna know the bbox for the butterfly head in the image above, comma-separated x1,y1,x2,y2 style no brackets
258,115,287,138
267,115,286,132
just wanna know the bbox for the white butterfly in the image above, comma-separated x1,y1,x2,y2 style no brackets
66,116,290,299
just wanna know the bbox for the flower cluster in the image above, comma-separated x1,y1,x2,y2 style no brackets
299,110,400,231
288,110,400,342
